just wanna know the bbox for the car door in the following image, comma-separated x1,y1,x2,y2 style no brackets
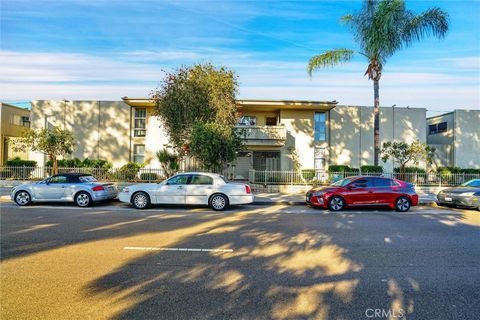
372,178,395,204
346,178,375,205
32,175,68,200
154,174,189,204
185,174,214,205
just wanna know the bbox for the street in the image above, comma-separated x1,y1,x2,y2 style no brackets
1,202,479,320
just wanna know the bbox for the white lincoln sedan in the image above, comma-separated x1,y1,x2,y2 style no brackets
119,172,254,210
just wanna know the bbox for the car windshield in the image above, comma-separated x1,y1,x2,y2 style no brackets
461,179,480,187
79,176,97,183
331,177,352,187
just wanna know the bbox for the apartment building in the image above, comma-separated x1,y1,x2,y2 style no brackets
0,103,31,165
427,109,480,168
27,99,427,177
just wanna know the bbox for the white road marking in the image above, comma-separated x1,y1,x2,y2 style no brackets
123,246,234,253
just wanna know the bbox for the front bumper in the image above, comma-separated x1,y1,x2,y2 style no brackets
118,192,131,203
437,194,479,208
305,192,326,208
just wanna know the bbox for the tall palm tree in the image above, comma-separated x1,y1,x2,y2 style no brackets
308,0,448,165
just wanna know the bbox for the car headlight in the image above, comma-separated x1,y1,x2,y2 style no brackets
122,187,129,193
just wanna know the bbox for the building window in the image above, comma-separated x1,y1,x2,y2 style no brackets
133,144,145,164
134,108,146,137
314,112,326,142
238,116,256,126
266,117,277,126
437,122,447,133
429,122,447,135
21,116,30,128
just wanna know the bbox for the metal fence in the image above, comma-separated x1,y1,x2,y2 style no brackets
0,166,166,182
248,169,480,186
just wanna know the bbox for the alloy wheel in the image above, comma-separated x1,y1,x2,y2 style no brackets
133,193,149,209
15,191,31,206
329,197,344,211
396,197,410,212
76,193,91,207
211,195,227,211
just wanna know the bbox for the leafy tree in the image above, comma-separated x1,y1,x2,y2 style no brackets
381,140,435,179
152,63,239,157
307,0,448,165
156,148,180,178
13,128,75,174
189,123,243,172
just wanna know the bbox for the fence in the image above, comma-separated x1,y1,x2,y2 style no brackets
248,169,480,186
0,166,166,183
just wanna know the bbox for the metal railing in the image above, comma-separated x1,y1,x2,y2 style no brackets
248,169,480,186
0,166,166,182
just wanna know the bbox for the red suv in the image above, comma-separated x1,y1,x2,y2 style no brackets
306,176,418,212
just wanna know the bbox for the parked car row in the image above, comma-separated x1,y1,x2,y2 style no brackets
10,172,480,212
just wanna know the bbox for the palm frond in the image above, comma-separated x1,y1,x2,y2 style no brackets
402,8,449,46
307,49,356,76
339,14,353,25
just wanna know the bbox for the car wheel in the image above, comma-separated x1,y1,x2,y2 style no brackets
210,194,228,211
15,190,32,206
328,196,345,211
132,192,150,209
75,191,92,207
395,196,411,212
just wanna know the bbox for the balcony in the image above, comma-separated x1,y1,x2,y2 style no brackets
235,125,287,146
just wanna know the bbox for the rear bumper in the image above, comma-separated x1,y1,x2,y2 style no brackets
92,191,118,201
229,194,254,205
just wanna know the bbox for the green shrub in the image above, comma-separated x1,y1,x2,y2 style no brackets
328,165,351,173
5,157,37,167
46,158,112,169
360,165,383,173
436,166,462,174
459,168,480,174
140,173,159,181
349,167,360,174
301,169,316,180
394,167,426,173
110,162,142,181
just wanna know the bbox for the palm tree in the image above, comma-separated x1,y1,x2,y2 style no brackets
307,0,448,165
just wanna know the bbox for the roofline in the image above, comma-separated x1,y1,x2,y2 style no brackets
427,111,454,120
0,102,31,111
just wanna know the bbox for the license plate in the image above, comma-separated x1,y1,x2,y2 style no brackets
445,197,452,202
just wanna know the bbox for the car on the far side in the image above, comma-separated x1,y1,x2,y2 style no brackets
306,176,418,212
119,172,253,211
11,173,118,207
436,179,480,210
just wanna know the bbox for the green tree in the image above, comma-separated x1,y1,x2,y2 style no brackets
152,63,242,171
152,63,239,157
307,0,448,165
13,128,75,174
189,123,243,172
381,140,435,179
156,148,180,178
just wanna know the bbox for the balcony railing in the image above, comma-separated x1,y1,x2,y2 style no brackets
236,125,287,146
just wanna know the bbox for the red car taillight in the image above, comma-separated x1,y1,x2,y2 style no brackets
92,186,104,191
245,185,252,194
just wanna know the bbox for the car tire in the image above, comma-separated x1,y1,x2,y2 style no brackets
328,196,345,211
132,192,150,209
395,196,411,212
210,194,229,211
14,190,32,206
75,191,92,207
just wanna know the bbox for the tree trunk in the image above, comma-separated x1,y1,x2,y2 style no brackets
373,79,380,166
399,163,406,181
53,157,58,175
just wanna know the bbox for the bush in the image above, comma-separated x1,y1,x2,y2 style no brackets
436,166,462,174
140,173,159,181
328,165,351,173
5,157,37,167
301,169,315,180
46,158,112,169
394,167,426,173
460,168,480,174
360,165,383,173
110,162,142,181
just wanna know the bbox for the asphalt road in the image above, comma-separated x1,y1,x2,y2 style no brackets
1,203,479,320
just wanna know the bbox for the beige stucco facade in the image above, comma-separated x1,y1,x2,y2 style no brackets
427,110,480,168
0,103,31,165
26,99,431,176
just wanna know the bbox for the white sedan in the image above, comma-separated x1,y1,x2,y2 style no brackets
119,172,254,210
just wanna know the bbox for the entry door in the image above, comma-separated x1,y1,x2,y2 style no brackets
154,174,189,204
33,175,67,200
347,178,375,205
253,151,280,171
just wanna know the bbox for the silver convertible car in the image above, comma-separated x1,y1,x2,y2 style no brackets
11,173,118,207
119,172,254,211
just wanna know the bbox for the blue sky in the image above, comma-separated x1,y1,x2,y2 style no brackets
1,0,479,114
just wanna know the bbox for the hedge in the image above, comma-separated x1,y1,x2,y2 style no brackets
394,167,426,173
5,157,37,167
360,165,383,173
45,158,112,169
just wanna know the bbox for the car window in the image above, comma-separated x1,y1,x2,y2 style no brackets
78,176,97,183
374,178,392,187
331,178,352,187
167,175,189,185
352,178,374,188
219,175,229,184
48,176,67,184
189,175,213,185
